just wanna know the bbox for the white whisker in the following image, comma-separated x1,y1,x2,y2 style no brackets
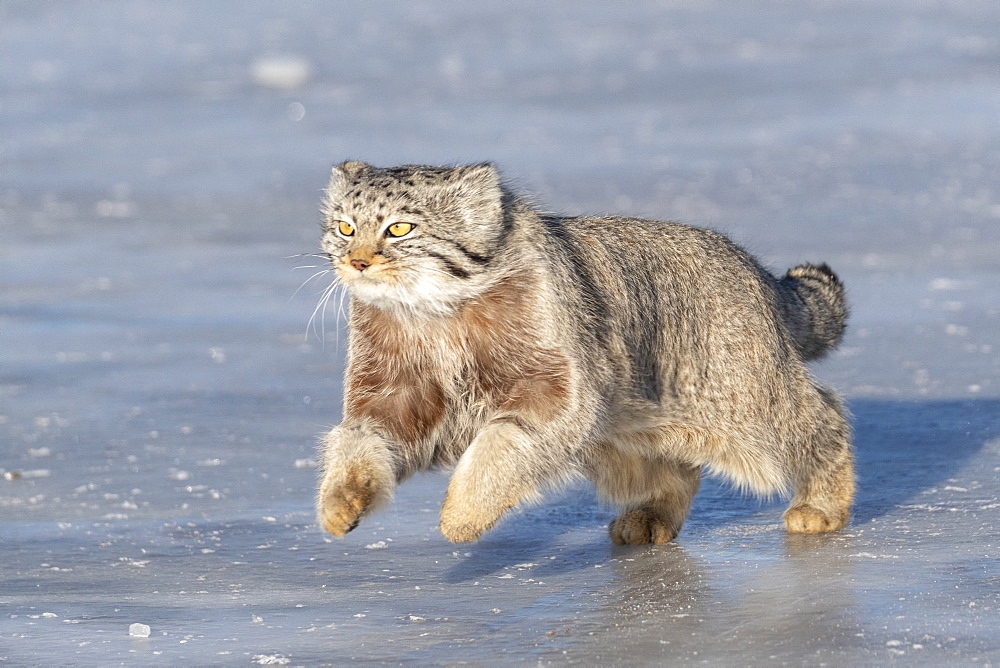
291,268,332,301
307,278,341,344
320,282,335,345
335,284,350,350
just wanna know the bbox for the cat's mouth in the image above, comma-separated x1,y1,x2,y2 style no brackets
333,256,470,316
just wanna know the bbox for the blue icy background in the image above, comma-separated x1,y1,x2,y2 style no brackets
2,1,999,664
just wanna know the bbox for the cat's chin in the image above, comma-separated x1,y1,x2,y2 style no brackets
345,274,473,319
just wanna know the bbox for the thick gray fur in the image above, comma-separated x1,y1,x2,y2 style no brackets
314,161,854,545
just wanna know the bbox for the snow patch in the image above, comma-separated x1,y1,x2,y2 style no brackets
128,623,151,638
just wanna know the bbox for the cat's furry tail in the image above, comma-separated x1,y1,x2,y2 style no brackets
777,263,848,361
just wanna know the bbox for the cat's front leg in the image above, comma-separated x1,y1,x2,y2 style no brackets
439,420,558,542
316,423,397,537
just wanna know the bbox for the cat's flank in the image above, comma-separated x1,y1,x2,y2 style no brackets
314,161,853,545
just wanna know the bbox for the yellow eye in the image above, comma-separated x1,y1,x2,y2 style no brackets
337,220,355,237
386,222,413,238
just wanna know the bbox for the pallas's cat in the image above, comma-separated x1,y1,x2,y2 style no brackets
314,161,852,545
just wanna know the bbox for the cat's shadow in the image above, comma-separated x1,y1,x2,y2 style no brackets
442,398,999,583
847,398,998,524
442,485,612,584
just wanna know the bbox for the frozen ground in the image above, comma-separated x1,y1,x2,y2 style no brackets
2,1,999,664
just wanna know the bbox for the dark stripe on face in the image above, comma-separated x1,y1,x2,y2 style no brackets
455,243,492,265
424,251,472,279
424,233,493,266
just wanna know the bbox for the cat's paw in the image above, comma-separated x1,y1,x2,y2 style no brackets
609,508,680,546
318,464,381,537
783,504,848,533
438,490,512,543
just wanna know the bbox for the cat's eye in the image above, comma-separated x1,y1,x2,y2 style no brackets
337,220,355,237
386,222,414,238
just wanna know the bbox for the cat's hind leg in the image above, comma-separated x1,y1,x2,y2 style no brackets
783,388,854,533
587,444,701,545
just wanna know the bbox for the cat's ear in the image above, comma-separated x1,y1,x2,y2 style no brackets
332,160,369,182
452,163,500,196
441,163,503,224
326,161,368,198
324,161,368,215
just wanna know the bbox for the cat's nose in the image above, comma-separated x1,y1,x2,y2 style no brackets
349,258,370,271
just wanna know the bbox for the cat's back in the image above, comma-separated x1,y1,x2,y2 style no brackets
535,211,793,371
539,213,772,300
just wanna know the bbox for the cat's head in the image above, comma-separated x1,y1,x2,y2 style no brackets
320,161,508,317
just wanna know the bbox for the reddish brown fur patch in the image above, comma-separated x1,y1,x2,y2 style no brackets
495,360,571,422
460,276,571,423
345,303,447,445
343,275,571,448
346,367,447,445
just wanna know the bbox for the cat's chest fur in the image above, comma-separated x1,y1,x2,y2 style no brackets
343,274,572,463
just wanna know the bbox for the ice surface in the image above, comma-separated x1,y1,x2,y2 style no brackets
1,1,999,664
